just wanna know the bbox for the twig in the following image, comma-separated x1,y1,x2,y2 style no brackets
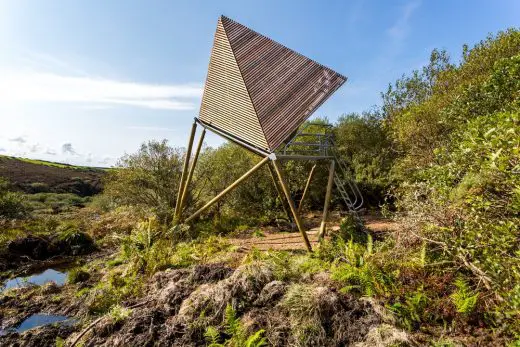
68,299,153,347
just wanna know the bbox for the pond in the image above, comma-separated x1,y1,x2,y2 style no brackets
0,314,74,335
1,269,67,291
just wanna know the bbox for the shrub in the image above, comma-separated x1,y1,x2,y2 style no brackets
0,179,29,219
104,140,184,225
57,221,95,255
337,214,367,244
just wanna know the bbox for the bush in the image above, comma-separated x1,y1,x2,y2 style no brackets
334,112,394,207
0,191,29,219
57,221,95,255
104,140,184,225
0,178,29,219
384,30,520,335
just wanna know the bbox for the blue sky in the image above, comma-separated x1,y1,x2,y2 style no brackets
0,0,518,166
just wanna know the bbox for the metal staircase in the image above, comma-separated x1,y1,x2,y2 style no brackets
331,143,364,211
279,123,364,213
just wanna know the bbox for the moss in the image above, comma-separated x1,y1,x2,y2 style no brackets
68,268,91,284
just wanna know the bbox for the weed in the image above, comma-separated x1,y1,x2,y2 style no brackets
252,229,265,238
204,326,223,347
450,277,478,315
108,304,132,323
389,288,429,331
68,268,91,284
204,304,267,347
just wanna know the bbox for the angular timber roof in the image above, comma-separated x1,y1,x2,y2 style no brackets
198,16,347,153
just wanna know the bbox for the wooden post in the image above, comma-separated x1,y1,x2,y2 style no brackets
185,156,270,223
271,159,313,252
175,122,197,217
297,164,317,214
177,129,206,220
319,160,335,239
267,162,293,223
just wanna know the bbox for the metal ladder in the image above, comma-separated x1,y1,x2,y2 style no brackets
279,123,364,213
332,149,364,212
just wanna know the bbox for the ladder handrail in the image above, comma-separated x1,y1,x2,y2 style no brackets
279,123,364,212
329,139,364,210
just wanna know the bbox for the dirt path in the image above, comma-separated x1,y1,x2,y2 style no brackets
229,213,398,251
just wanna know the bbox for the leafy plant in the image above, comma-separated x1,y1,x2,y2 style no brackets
204,304,267,347
450,277,478,314
204,326,224,347
67,268,91,284
390,288,429,331
109,304,132,323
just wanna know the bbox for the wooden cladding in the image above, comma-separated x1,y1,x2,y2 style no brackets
199,20,268,150
199,16,346,152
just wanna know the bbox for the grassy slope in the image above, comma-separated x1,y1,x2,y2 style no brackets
0,155,106,196
0,155,108,171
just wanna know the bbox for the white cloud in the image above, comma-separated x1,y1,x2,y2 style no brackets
9,136,26,144
0,148,5,152
62,143,77,155
29,143,41,153
45,148,57,155
0,69,203,110
387,1,421,40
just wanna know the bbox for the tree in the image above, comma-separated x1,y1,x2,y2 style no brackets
104,140,183,224
334,111,394,206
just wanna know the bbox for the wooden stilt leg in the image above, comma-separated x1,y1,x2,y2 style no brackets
175,122,197,218
177,129,206,220
271,160,312,252
185,156,270,223
267,162,293,222
298,164,317,214
319,160,335,239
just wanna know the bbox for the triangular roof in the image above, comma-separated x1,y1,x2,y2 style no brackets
199,16,346,153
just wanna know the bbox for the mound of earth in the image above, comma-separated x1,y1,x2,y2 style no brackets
64,263,411,347
0,233,96,273
0,156,105,196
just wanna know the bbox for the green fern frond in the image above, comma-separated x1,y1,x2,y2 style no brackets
450,277,478,314
204,326,224,347
244,329,267,347
225,304,240,336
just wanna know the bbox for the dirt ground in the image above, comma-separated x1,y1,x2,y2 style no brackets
229,212,398,251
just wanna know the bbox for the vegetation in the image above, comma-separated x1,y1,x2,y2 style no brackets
0,28,518,346
0,155,106,171
103,139,184,224
0,178,29,219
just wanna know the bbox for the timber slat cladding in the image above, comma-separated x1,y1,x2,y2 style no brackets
198,16,346,152
199,19,268,150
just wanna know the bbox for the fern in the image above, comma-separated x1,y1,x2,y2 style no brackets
225,304,241,336
390,288,428,330
204,326,224,347
450,277,478,314
244,329,267,347
221,304,267,347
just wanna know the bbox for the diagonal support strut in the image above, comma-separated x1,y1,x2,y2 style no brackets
271,159,313,252
185,156,270,223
